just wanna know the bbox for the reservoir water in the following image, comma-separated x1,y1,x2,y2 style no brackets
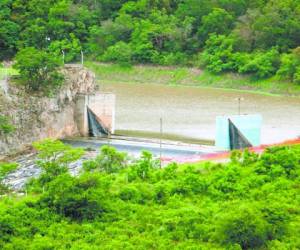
100,83,300,145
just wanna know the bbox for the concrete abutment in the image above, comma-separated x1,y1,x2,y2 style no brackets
75,93,115,136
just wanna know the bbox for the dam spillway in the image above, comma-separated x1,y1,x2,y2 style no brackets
75,93,115,137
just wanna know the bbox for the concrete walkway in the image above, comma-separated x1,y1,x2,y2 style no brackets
63,136,223,163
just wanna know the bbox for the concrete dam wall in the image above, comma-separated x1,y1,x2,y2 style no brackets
75,93,115,137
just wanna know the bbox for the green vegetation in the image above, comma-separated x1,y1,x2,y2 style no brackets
0,115,15,136
0,162,18,194
0,140,300,249
1,0,300,89
0,65,18,79
14,48,64,93
87,62,300,96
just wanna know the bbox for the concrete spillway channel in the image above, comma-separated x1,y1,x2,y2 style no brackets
3,137,220,191
63,137,219,159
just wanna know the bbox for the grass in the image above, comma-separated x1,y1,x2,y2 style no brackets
85,62,300,97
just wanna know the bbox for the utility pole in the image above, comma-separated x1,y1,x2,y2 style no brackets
236,97,244,115
62,50,65,65
81,50,84,66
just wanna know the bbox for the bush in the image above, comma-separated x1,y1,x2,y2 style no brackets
276,47,300,83
202,34,238,73
32,139,84,185
83,146,127,174
134,151,160,180
119,185,141,202
14,47,64,93
41,173,106,221
0,162,18,194
215,205,270,249
1,144,299,248
102,41,132,67
48,33,82,63
238,48,280,78
154,52,188,66
0,162,18,180
0,115,15,135
257,146,299,178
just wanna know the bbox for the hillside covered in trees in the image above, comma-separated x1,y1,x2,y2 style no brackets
1,0,300,83
0,141,300,249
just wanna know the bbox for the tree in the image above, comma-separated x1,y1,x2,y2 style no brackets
197,8,234,46
32,139,84,185
14,47,64,93
239,48,280,78
215,205,270,249
202,34,238,73
41,173,106,221
277,47,300,83
0,0,20,59
0,20,20,59
102,41,132,67
175,0,213,28
83,146,127,173
48,33,82,63
252,0,300,51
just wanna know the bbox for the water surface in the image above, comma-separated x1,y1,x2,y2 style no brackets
101,83,300,145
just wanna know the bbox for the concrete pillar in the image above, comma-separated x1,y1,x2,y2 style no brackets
75,93,115,136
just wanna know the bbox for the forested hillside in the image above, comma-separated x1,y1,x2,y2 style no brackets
0,141,300,249
1,0,300,82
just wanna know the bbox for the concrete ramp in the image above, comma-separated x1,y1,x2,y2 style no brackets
75,93,115,137
87,106,110,136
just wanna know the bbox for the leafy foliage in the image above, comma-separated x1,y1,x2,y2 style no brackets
0,162,18,194
276,47,300,83
0,115,15,136
14,47,64,93
83,145,127,173
0,0,300,81
1,141,300,249
239,48,280,78
32,139,84,185
0,162,18,180
101,41,132,67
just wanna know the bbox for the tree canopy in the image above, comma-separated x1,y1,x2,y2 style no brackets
0,141,300,249
0,0,300,82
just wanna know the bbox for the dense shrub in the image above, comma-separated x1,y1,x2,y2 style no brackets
1,141,300,249
48,33,82,63
101,41,132,67
198,8,234,45
238,48,280,78
202,34,238,73
215,205,270,249
0,162,18,194
40,173,106,221
1,0,300,82
83,145,127,173
277,47,300,83
13,48,64,93
32,139,84,186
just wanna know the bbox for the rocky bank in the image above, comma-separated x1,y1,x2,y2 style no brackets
0,64,96,156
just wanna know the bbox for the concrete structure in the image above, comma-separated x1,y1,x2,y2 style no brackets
75,93,115,136
215,114,262,150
